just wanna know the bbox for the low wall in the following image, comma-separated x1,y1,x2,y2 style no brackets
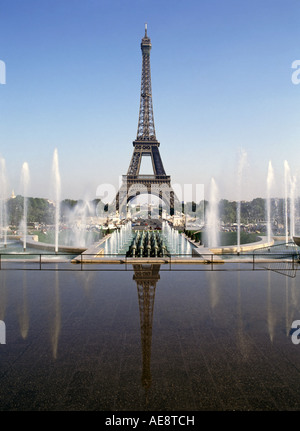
209,236,274,254
20,236,87,254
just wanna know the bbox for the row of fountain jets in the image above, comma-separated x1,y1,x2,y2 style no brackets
0,149,61,252
103,221,194,256
206,155,298,251
0,148,298,253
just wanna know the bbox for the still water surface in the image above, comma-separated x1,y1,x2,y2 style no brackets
0,263,300,411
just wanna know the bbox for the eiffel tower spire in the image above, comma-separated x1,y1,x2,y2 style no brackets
136,23,156,141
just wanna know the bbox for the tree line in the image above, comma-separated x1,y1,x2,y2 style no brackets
6,196,101,227
5,195,298,228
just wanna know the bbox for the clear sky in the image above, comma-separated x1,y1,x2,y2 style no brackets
1,0,300,203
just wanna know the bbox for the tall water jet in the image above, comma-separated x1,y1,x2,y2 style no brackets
284,160,290,244
290,175,297,239
236,149,247,253
206,177,219,248
266,161,274,245
0,157,8,247
52,149,61,254
63,199,95,247
21,162,30,251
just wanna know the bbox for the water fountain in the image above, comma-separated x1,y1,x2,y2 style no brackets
161,220,193,256
0,157,8,248
283,160,298,245
266,161,274,245
1,144,299,261
63,199,99,248
105,220,195,258
236,150,247,253
103,221,134,255
20,162,30,251
284,160,290,244
290,175,297,240
205,177,219,248
162,221,173,254
52,149,61,254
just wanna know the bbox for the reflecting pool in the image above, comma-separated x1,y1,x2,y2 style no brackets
0,263,300,411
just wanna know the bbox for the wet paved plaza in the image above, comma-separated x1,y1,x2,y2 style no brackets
0,263,300,411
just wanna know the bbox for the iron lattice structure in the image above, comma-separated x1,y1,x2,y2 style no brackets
113,24,178,216
136,24,156,141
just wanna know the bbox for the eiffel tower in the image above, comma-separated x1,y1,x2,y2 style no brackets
114,24,177,217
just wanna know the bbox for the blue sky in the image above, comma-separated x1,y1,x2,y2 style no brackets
1,0,300,202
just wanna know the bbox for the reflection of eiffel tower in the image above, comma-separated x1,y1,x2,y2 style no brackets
133,263,160,395
114,24,177,216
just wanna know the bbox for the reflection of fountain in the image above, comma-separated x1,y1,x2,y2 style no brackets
207,270,220,309
21,162,30,251
286,276,300,337
285,277,290,337
236,268,250,359
52,149,61,254
0,157,8,248
205,178,219,248
51,268,61,359
267,271,276,343
266,161,274,245
133,264,160,397
19,271,29,340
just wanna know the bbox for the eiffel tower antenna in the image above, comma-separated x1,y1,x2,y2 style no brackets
136,22,156,141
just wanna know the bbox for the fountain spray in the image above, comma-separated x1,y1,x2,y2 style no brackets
266,161,274,246
237,149,247,254
21,162,30,252
0,158,8,248
52,149,61,254
284,160,290,245
206,177,219,249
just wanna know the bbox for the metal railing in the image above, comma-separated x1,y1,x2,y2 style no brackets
0,251,298,276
